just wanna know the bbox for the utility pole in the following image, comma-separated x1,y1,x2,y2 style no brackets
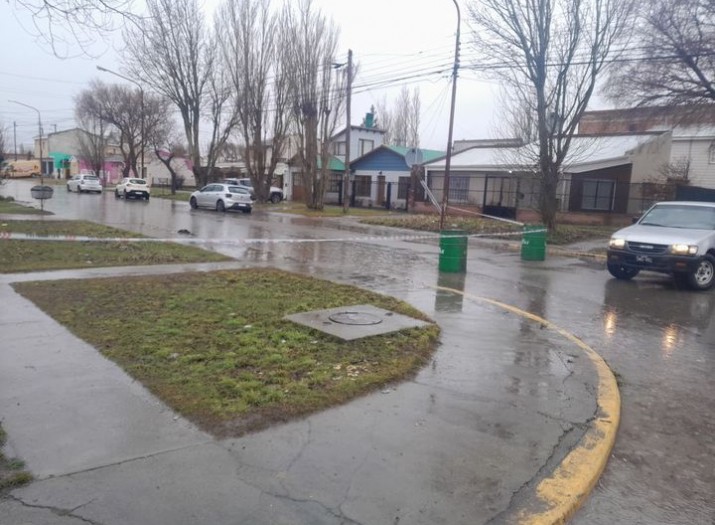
343,49,353,213
13,121,17,161
439,0,461,230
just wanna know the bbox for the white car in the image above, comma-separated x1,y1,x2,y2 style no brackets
190,183,253,213
224,177,283,203
67,174,102,193
607,201,715,290
115,178,150,200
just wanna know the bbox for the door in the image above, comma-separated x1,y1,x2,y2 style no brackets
377,175,386,206
483,176,518,219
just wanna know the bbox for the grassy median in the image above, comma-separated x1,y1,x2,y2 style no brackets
14,268,439,437
360,214,618,245
0,196,49,215
0,220,230,273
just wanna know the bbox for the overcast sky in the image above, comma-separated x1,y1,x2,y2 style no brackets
0,0,605,154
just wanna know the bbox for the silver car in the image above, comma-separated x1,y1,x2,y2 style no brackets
607,201,715,290
67,174,103,193
189,183,253,213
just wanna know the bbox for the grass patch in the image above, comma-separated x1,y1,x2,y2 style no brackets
0,196,49,215
14,269,440,437
360,214,619,245
0,220,230,273
272,201,401,217
151,190,194,202
0,426,32,492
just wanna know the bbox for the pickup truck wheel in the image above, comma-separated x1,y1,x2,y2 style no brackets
687,254,715,290
189,197,198,209
270,193,282,204
124,190,129,199
607,262,639,280
216,200,226,212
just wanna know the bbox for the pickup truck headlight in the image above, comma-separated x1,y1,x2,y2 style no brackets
609,238,626,249
670,244,698,255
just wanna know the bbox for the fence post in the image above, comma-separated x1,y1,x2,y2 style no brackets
351,180,356,207
337,181,343,206
386,182,392,210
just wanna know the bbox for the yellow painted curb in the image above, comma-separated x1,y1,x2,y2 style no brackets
433,286,620,524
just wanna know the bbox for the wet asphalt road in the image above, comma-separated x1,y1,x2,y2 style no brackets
3,180,715,524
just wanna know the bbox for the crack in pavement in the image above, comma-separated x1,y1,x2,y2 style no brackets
6,494,104,525
484,411,597,525
29,439,215,481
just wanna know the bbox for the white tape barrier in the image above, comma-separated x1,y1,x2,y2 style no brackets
0,229,545,245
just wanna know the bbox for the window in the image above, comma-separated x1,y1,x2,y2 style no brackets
333,141,346,155
358,139,374,156
448,176,469,202
328,173,343,193
581,180,615,211
354,175,371,197
397,176,410,199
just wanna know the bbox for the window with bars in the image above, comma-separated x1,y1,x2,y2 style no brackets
328,173,343,192
354,175,371,197
448,176,469,202
581,180,615,211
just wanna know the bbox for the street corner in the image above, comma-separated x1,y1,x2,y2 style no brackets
433,286,621,525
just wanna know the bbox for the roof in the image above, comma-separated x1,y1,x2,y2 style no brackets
383,145,446,164
317,156,345,171
424,133,668,173
331,125,386,141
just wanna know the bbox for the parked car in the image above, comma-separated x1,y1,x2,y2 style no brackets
67,174,102,193
115,178,150,200
224,177,283,203
607,201,715,290
189,183,253,213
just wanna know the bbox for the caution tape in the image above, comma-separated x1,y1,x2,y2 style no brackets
0,229,543,245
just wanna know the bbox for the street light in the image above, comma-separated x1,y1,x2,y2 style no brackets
9,99,43,184
97,65,145,179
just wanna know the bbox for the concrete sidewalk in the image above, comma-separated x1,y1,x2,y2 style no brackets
1,263,608,525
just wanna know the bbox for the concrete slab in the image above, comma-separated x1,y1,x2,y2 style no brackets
284,304,430,341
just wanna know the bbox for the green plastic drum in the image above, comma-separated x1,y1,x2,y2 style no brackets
439,230,468,272
521,224,546,261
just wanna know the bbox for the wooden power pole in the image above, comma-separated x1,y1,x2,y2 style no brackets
343,49,353,213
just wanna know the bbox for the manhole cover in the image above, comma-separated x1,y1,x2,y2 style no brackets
328,311,383,326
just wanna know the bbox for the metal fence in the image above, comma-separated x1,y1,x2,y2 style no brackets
320,176,681,218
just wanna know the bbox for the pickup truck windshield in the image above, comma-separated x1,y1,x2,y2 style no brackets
640,205,715,230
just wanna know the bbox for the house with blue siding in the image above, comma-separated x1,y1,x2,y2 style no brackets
348,145,444,209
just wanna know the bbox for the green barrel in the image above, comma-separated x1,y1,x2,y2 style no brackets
439,230,468,272
521,224,547,261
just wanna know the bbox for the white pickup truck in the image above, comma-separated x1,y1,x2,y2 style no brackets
224,178,283,203
607,201,715,290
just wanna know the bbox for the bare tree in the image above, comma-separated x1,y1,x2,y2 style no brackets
216,0,291,202
607,0,715,111
284,0,346,210
76,80,166,179
123,0,213,186
12,0,136,56
203,65,240,185
469,0,633,229
385,87,421,147
374,99,394,144
0,121,8,161
75,112,108,182
144,103,186,194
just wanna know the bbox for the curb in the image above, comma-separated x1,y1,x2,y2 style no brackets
433,287,621,524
